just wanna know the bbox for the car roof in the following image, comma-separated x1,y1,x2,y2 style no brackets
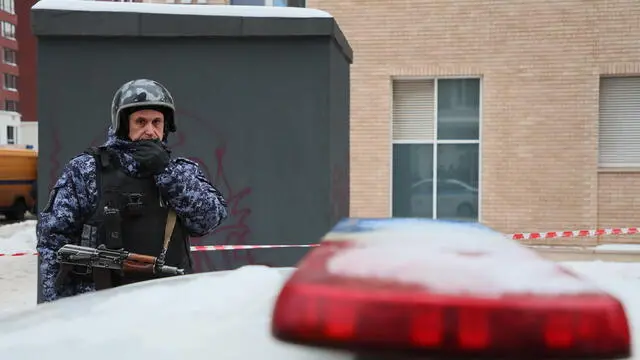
0,266,353,360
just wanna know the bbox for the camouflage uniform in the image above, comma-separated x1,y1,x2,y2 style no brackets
36,80,228,302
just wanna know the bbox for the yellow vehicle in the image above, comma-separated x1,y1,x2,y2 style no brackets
0,147,37,221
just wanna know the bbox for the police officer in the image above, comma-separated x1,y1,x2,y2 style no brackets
36,79,229,302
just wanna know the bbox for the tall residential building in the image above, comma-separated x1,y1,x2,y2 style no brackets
15,0,37,149
0,0,21,146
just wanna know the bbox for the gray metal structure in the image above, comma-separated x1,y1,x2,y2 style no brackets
32,0,352,302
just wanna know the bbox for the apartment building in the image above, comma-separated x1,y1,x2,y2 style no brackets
15,0,39,149
110,0,640,240
0,0,21,146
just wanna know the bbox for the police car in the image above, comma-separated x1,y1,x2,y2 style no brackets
0,219,631,360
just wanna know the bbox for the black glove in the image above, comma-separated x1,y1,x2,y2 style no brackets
130,139,171,176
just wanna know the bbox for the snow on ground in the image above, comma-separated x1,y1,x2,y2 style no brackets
1,221,640,358
0,220,37,317
0,220,37,252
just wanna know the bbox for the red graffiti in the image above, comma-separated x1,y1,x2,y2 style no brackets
213,146,254,267
184,146,254,272
171,110,268,271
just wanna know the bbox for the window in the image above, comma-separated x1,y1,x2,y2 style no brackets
0,0,14,15
3,48,15,65
392,78,481,222
4,99,17,112
4,73,16,90
230,0,264,4
599,76,640,168
6,125,14,144
230,0,305,6
1,21,14,40
273,0,305,6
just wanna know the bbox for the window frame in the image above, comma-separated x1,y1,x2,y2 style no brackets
598,75,640,169
3,47,15,65
4,99,17,112
1,0,14,15
3,73,17,91
389,76,483,221
1,21,14,40
6,125,15,144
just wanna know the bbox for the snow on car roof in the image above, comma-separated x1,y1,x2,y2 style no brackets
322,218,602,297
0,266,351,360
32,0,333,18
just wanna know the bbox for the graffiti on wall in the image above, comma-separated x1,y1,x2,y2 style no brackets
46,109,272,272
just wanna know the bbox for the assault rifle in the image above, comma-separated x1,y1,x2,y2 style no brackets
57,244,185,276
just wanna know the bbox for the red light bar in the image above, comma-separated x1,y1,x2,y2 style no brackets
271,219,631,359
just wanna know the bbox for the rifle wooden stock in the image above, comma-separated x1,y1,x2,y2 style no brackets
126,253,157,264
122,259,156,273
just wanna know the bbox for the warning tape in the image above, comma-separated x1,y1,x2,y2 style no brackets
0,252,38,257
510,227,639,240
1,226,638,257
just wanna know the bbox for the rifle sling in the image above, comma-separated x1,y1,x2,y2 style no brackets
158,209,177,265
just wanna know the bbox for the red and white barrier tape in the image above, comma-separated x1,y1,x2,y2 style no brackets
510,227,639,240
0,251,39,257
1,226,639,257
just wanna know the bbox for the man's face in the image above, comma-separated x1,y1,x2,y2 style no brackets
128,109,164,141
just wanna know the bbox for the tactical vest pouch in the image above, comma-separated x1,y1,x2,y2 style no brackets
122,192,146,217
104,206,123,249
80,224,98,248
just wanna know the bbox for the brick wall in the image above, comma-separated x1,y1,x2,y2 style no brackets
302,0,640,243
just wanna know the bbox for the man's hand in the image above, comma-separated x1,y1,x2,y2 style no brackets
131,139,171,176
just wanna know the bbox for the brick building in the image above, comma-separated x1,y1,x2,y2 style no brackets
15,0,38,149
136,1,640,241
0,0,21,145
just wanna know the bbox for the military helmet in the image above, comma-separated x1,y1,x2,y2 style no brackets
110,79,176,139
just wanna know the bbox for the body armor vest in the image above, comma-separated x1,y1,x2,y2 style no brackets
77,146,193,288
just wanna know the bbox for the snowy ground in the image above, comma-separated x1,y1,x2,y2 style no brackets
0,220,38,316
1,221,640,358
